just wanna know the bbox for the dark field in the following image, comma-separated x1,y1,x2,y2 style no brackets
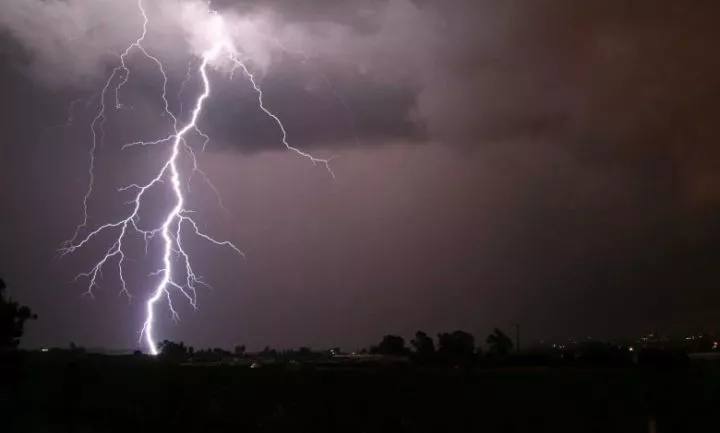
3,357,720,433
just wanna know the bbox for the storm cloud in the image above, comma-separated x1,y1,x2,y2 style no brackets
2,0,719,158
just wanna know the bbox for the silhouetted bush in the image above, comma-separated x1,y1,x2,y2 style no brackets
0,277,36,353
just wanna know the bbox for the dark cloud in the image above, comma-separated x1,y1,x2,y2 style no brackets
200,57,423,151
0,0,431,149
202,0,720,180
3,1,720,159
409,0,720,198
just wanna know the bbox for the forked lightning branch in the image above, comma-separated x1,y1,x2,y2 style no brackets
61,0,333,355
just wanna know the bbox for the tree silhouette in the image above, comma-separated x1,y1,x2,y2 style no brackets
158,340,189,362
0,277,37,352
372,335,408,356
486,328,513,356
437,330,476,365
234,345,246,357
69,342,86,354
411,331,436,356
293,346,313,361
213,347,231,357
260,346,278,359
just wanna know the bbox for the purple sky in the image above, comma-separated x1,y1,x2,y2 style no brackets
1,0,720,351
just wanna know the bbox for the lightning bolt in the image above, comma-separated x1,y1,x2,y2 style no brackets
62,0,334,355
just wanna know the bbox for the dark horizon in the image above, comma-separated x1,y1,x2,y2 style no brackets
16,326,720,354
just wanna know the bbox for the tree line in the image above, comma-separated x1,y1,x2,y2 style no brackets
156,329,514,365
0,276,515,366
369,329,514,365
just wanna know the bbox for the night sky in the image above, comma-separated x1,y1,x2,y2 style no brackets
1,0,720,351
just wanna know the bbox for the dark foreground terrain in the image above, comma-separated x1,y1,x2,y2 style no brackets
2,356,719,433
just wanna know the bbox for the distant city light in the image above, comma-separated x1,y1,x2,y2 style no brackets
41,348,48,352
